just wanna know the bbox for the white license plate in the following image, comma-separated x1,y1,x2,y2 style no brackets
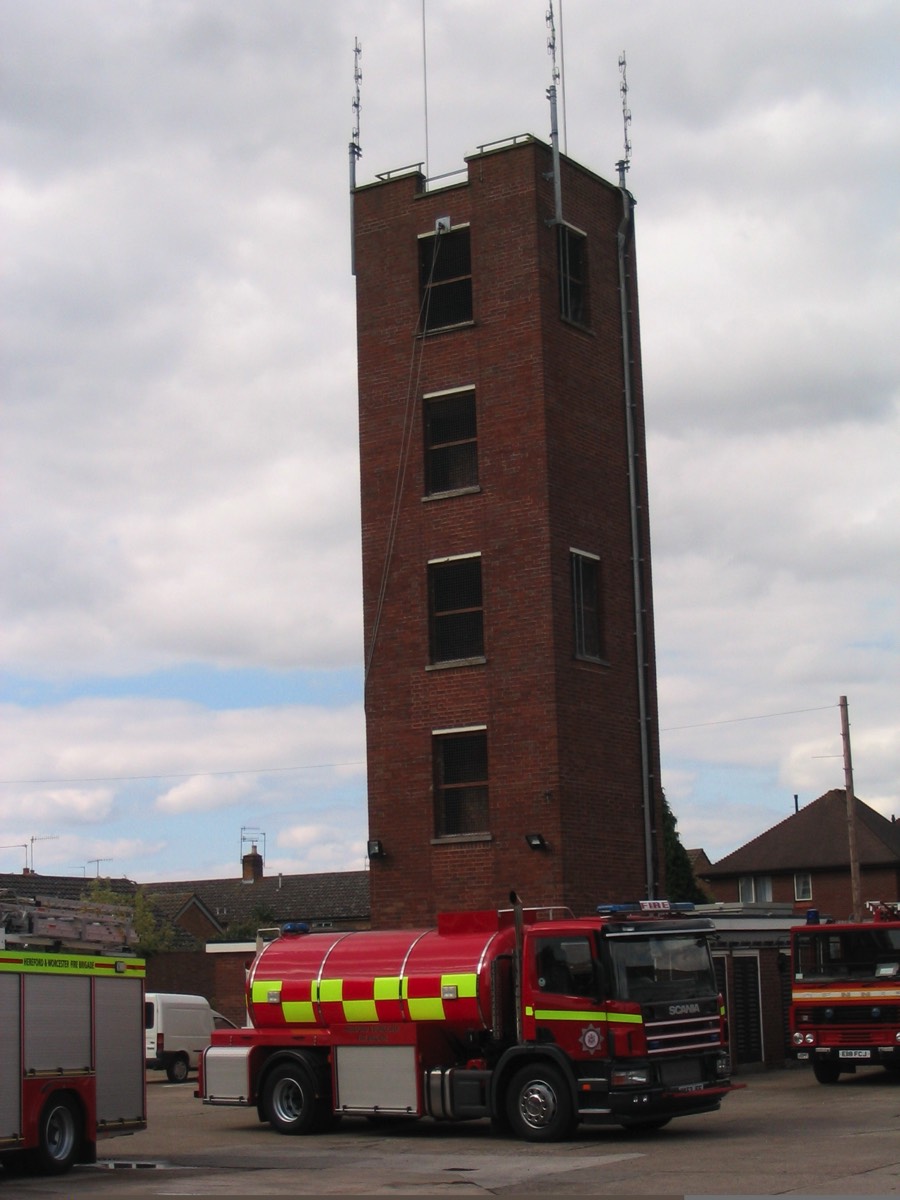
838,1050,871,1059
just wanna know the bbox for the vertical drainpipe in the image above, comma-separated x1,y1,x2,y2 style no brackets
617,186,656,900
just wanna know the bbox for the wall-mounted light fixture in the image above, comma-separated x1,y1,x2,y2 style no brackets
367,838,385,859
524,833,547,851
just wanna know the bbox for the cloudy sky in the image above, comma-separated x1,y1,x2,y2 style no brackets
2,0,898,887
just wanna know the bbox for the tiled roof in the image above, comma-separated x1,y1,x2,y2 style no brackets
0,868,371,938
142,870,371,930
701,789,900,877
0,873,137,903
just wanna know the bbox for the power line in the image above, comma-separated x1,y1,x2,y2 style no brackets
661,703,836,733
2,705,837,783
0,761,366,787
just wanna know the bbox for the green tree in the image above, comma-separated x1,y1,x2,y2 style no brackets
662,792,710,905
83,878,174,956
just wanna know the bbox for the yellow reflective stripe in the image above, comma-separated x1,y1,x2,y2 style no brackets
530,1008,643,1024
251,979,281,1004
374,976,401,1001
0,953,145,979
282,1000,315,1023
318,978,342,1003
408,996,445,1020
343,999,378,1022
441,972,477,997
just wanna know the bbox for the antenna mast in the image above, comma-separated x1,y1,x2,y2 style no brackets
349,37,362,274
545,2,563,224
616,51,632,187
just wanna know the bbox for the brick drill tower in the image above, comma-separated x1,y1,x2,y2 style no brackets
353,135,664,927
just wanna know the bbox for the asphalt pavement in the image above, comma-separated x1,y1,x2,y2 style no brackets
4,1065,900,1195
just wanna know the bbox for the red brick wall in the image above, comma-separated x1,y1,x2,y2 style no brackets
355,139,663,927
145,949,253,1027
705,867,900,921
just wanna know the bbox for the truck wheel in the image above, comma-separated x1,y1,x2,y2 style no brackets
35,1095,80,1174
813,1060,841,1085
166,1055,190,1083
506,1062,575,1142
263,1061,319,1135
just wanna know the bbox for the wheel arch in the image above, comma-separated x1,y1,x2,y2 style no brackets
255,1048,331,1118
489,1045,579,1119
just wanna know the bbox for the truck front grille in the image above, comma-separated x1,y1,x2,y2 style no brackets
645,1014,722,1056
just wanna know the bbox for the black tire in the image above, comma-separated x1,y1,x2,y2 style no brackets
506,1062,575,1143
262,1061,320,1135
34,1095,80,1175
813,1059,841,1085
166,1055,190,1083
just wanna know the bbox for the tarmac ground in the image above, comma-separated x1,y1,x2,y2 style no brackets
3,1064,900,1196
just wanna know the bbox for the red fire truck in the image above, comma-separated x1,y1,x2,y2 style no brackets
0,892,146,1174
790,901,900,1084
199,897,736,1141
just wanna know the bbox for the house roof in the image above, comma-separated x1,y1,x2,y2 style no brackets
701,789,900,877
0,873,138,903
0,868,371,939
142,869,371,930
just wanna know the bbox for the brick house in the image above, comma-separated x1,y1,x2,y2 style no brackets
699,789,900,921
354,135,664,926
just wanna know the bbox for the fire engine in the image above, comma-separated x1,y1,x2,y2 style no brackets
790,901,900,1084
0,891,146,1174
199,895,736,1141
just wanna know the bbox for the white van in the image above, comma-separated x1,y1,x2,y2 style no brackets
145,992,217,1082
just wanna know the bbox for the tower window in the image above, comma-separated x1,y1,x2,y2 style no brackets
428,555,484,663
424,389,478,494
419,226,472,331
433,728,488,837
571,550,604,661
558,224,588,325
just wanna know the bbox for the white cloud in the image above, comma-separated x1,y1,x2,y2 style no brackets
2,0,898,879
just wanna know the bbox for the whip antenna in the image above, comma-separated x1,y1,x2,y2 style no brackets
545,2,563,223
349,37,362,273
616,51,632,187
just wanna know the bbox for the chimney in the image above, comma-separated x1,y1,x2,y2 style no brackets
241,843,263,884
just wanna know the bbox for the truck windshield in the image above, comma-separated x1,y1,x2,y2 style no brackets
793,928,900,982
607,933,717,1004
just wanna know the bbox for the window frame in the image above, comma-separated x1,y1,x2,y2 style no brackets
739,875,773,903
571,549,605,662
427,553,485,666
794,871,813,902
418,224,473,333
423,386,479,496
557,222,589,326
432,725,489,839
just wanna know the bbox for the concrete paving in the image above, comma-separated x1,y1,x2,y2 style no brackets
5,1065,900,1195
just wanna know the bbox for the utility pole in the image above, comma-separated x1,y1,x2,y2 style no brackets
840,695,862,922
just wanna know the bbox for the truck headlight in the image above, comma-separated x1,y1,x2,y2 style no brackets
611,1068,649,1087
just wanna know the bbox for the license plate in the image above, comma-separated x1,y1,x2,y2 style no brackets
838,1050,871,1059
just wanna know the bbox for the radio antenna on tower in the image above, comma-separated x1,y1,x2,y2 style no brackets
545,2,563,223
616,51,632,187
349,37,362,273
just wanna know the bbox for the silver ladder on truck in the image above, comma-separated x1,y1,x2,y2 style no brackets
0,890,138,953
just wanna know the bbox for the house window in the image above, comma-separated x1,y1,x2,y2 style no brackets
739,875,773,904
794,871,812,902
428,554,483,663
419,225,472,332
433,727,488,837
558,224,588,325
424,389,478,494
571,550,604,661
